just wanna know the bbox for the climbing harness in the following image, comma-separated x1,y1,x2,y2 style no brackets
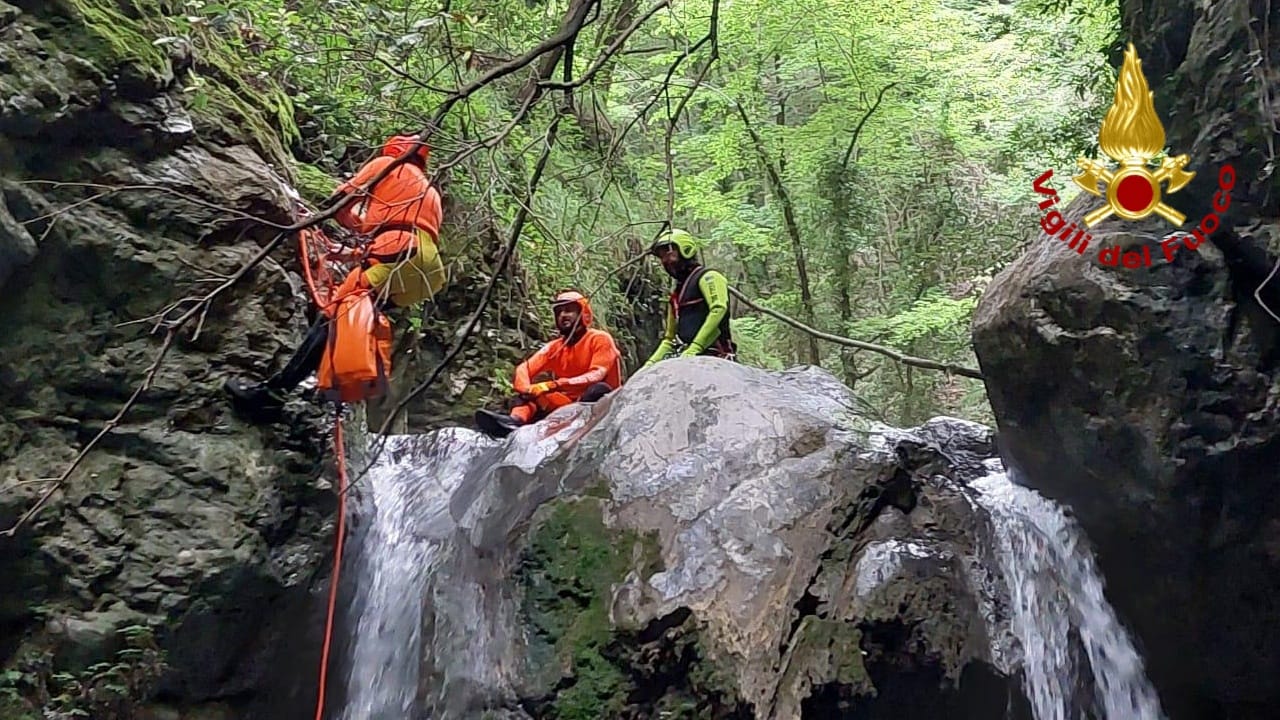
297,201,356,312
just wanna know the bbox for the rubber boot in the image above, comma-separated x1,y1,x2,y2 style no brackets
224,317,330,420
474,408,523,438
224,376,286,421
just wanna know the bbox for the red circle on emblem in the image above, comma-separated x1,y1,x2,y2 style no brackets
1116,174,1154,213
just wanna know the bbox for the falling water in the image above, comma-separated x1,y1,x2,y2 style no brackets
971,467,1166,720
337,431,477,720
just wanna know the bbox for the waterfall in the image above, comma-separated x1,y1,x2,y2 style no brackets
971,467,1166,720
337,430,479,720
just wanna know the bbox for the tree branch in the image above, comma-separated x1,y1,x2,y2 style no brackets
733,99,820,365
664,0,720,222
539,0,671,90
841,82,898,169
607,1,718,163
728,286,984,380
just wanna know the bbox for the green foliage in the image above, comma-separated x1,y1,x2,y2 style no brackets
853,291,978,349
292,161,338,205
1,625,166,720
79,0,1117,425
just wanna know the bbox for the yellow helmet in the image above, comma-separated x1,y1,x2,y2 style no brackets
648,229,699,259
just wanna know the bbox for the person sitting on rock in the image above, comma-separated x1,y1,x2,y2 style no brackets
474,289,623,438
224,133,446,414
641,228,736,369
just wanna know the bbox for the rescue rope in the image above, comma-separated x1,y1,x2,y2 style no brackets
313,407,349,720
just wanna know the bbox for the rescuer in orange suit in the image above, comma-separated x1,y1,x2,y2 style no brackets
224,133,445,415
474,290,623,438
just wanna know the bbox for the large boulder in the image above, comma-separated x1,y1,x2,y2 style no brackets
340,359,1034,719
972,1,1280,717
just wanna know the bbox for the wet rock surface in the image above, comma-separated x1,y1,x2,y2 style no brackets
367,359,1030,719
0,2,337,717
972,1,1280,717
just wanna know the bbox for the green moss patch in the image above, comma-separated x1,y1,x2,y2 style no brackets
55,0,172,81
520,497,650,719
292,161,337,205
517,496,752,718
33,0,304,172
780,617,873,695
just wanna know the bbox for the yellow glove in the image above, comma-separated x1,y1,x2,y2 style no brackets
680,345,702,358
528,381,557,395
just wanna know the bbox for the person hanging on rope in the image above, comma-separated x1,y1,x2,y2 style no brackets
474,289,624,438
224,133,446,415
640,228,736,370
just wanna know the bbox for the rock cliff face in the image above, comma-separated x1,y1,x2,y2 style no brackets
971,1,1280,718
0,2,345,717
349,359,1032,720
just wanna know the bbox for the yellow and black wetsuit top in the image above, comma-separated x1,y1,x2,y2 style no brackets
643,266,734,367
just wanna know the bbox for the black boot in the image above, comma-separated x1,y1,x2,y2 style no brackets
225,317,331,420
224,376,286,420
474,408,523,438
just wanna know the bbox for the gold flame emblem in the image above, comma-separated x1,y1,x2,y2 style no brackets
1073,43,1195,227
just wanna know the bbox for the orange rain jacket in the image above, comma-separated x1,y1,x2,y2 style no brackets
514,294,622,409
334,135,443,259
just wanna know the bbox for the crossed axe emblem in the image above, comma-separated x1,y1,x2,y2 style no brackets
1073,154,1196,227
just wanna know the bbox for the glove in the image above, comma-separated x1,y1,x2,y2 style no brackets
679,345,703,358
528,380,557,395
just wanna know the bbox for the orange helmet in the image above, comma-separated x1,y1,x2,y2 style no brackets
550,289,592,328
380,134,430,164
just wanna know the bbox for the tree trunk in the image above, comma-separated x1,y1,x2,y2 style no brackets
515,0,596,106
736,101,821,365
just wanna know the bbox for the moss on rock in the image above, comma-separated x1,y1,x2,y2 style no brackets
519,497,643,719
775,616,874,714
517,496,753,718
32,0,300,173
56,0,173,83
292,161,337,205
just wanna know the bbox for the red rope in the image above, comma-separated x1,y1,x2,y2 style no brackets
314,411,348,720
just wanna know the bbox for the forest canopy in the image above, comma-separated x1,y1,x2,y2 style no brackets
146,0,1120,424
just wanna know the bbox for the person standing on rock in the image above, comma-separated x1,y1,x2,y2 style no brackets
224,133,446,415
640,228,736,369
474,290,623,438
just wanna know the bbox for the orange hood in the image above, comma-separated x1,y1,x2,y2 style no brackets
551,290,593,328
380,134,430,164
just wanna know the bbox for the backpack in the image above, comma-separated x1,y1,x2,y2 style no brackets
315,270,392,404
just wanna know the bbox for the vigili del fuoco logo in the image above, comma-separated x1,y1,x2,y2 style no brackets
1031,43,1236,268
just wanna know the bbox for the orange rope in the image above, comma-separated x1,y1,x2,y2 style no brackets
314,410,348,720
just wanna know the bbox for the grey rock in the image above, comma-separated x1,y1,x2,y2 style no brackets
352,359,1025,719
971,2,1280,718
0,190,35,288
0,2,337,717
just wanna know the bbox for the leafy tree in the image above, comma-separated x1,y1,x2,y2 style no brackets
110,0,1120,426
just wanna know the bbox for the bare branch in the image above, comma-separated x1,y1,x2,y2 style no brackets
664,0,720,222
607,5,717,163
728,286,984,380
2,332,177,536
841,82,898,169
732,99,820,364
539,0,671,90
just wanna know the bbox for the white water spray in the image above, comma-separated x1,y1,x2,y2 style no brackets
972,468,1166,720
